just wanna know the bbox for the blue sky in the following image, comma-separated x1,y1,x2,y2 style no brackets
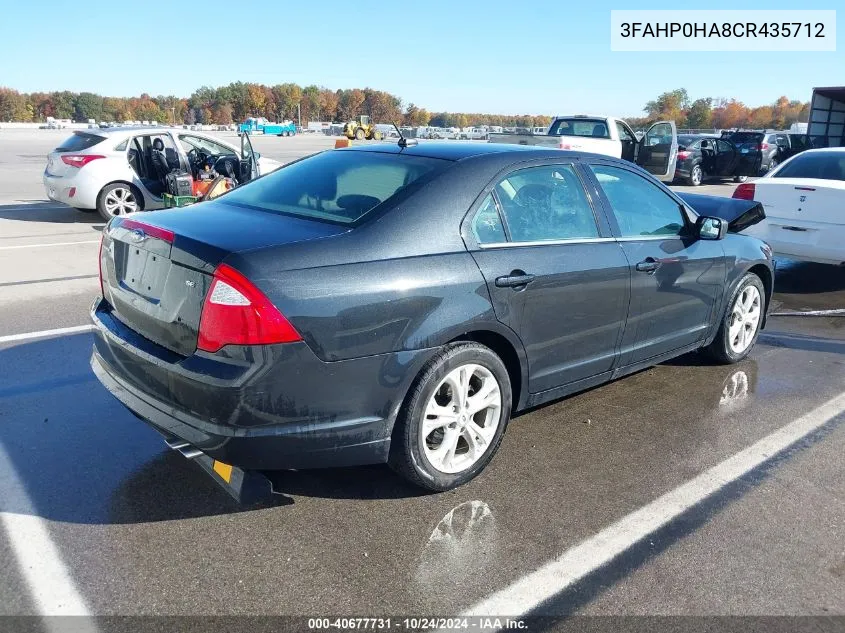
0,0,840,116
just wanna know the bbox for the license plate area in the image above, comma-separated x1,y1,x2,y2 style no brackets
115,243,171,303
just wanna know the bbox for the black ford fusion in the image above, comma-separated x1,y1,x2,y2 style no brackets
91,142,773,491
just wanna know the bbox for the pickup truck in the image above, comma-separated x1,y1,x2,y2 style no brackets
490,115,681,182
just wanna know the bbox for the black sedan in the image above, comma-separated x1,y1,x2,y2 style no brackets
674,134,757,186
91,142,773,491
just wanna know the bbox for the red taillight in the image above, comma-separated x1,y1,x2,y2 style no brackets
117,218,175,244
197,264,301,353
60,154,105,168
677,150,691,159
559,142,571,150
758,143,769,150
732,183,756,200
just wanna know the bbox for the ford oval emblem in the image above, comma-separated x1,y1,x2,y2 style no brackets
129,228,145,242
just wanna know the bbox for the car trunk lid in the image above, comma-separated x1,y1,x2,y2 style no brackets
99,201,350,356
752,178,845,225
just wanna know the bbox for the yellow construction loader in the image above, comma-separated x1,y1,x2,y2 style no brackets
343,115,383,141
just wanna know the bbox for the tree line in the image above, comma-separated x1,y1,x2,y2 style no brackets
626,88,810,131
0,83,551,128
0,83,809,131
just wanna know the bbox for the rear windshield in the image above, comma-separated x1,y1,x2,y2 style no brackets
55,132,105,152
725,132,764,145
678,135,704,148
220,150,449,225
548,118,610,139
772,152,845,181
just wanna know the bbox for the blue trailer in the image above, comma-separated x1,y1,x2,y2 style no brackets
238,117,297,137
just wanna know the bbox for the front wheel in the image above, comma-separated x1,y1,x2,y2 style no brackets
354,128,365,141
389,343,512,491
702,273,766,364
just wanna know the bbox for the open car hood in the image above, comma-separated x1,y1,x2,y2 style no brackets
676,192,766,233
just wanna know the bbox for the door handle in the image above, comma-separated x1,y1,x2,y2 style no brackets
635,257,660,273
495,273,535,288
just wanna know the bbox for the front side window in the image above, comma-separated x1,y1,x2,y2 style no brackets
492,165,599,243
590,165,685,237
616,122,636,143
220,151,448,225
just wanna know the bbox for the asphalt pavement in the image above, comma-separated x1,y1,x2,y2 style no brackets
0,130,843,629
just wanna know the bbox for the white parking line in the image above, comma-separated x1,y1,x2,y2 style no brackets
0,240,100,251
0,325,93,344
0,442,94,621
461,390,845,623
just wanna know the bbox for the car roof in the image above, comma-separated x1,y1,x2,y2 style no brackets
80,126,182,136
800,147,845,154
342,141,578,162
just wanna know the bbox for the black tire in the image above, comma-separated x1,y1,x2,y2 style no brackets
686,164,703,186
96,183,142,222
702,273,766,364
355,128,365,141
388,342,512,491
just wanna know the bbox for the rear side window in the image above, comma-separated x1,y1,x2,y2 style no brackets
772,152,845,181
55,133,105,152
221,151,448,225
492,165,599,243
471,194,506,244
548,118,610,139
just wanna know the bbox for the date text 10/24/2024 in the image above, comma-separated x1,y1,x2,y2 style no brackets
307,618,528,631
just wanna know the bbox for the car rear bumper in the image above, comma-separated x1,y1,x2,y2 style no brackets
90,298,434,470
43,171,99,209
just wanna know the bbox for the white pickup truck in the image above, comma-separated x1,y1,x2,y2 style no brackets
490,115,680,182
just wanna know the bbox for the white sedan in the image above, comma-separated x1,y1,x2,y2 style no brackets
733,147,845,266
43,127,281,220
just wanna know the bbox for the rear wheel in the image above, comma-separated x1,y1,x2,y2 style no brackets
686,164,703,186
768,158,779,172
97,183,140,221
703,273,765,364
355,128,365,141
389,343,511,491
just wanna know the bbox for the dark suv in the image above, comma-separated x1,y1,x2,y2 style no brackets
721,131,794,174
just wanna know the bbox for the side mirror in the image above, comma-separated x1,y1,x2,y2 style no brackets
698,216,728,240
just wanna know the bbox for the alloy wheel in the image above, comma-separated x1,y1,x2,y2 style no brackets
691,165,702,186
420,364,502,474
728,285,762,354
103,187,138,216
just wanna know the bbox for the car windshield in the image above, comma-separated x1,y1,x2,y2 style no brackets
55,132,105,152
548,118,610,139
772,152,845,181
220,150,449,225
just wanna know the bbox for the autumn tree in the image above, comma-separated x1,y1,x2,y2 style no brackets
684,97,713,129
645,88,689,122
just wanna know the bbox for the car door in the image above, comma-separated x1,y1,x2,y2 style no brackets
240,130,260,182
713,139,741,177
635,120,678,182
465,162,630,393
585,161,726,366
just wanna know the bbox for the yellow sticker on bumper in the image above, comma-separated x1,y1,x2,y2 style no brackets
213,460,233,483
